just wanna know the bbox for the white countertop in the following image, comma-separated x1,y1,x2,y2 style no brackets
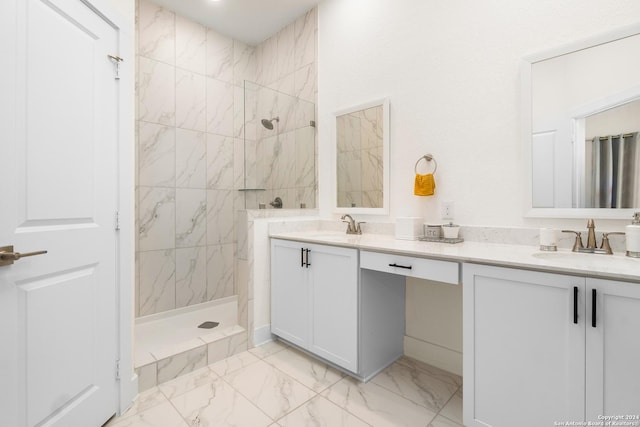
270,231,640,282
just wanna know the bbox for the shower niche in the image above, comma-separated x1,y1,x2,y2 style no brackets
240,81,317,210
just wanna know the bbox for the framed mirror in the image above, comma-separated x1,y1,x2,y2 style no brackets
334,98,390,215
522,25,640,218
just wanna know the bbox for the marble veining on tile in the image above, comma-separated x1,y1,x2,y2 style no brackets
114,388,167,421
322,376,438,427
264,348,344,393
138,122,175,188
175,246,207,308
248,339,288,359
115,340,463,427
206,134,234,189
396,356,463,388
206,78,234,137
370,362,458,412
206,243,234,300
206,190,234,244
206,29,233,82
107,400,188,427
175,15,206,74
138,187,175,251
157,345,208,384
438,389,463,425
209,350,260,377
170,379,272,427
276,395,369,427
294,8,316,70
233,41,256,87
276,25,295,80
175,189,207,248
138,0,175,65
175,129,207,188
207,331,247,364
158,366,218,400
175,70,207,132
222,359,316,420
138,57,175,126
139,249,176,316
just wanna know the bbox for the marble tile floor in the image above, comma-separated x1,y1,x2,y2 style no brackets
106,339,463,427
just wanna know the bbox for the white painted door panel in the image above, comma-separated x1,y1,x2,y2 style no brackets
463,264,585,427
586,278,640,421
309,244,358,372
270,239,309,347
0,1,120,426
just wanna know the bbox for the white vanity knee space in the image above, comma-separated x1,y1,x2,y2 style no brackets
463,263,640,427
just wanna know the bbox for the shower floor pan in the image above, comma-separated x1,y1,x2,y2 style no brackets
134,296,246,392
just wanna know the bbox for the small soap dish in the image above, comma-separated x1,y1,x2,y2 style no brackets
419,236,464,244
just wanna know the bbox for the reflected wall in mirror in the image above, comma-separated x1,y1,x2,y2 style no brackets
334,98,389,214
525,25,640,218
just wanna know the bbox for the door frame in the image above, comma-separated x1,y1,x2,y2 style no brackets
78,0,137,415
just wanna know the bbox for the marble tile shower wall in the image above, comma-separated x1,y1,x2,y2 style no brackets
136,0,255,316
243,7,318,210
135,0,318,319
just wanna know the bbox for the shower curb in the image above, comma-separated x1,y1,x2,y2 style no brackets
135,325,247,392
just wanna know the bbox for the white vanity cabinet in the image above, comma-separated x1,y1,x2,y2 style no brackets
270,239,359,372
271,239,408,379
464,263,640,427
585,277,640,420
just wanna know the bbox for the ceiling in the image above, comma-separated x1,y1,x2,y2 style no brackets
150,0,322,46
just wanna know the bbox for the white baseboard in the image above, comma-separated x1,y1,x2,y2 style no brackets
253,324,274,347
404,335,462,376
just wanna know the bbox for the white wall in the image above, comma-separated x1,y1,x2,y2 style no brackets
318,0,640,228
317,0,640,374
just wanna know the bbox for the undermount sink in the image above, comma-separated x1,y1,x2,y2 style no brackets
309,233,357,242
531,251,591,261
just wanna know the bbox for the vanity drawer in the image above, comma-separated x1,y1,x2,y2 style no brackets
360,250,459,284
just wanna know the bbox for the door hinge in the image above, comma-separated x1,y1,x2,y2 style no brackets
108,54,123,80
115,359,121,381
114,211,120,231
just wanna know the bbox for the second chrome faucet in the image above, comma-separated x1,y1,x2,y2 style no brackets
341,214,365,235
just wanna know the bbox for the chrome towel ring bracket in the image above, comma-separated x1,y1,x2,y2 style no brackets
415,154,437,175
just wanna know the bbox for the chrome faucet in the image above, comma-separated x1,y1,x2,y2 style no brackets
562,219,624,255
341,214,364,235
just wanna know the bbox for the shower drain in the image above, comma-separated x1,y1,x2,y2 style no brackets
197,321,219,329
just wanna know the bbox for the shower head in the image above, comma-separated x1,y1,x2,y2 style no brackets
261,116,279,130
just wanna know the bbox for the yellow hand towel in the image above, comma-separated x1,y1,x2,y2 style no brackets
414,173,436,196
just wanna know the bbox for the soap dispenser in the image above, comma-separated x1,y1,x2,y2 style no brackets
626,212,640,258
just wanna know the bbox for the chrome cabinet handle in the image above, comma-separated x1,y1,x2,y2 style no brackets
0,245,48,266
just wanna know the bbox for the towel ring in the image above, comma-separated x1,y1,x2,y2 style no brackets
414,154,437,175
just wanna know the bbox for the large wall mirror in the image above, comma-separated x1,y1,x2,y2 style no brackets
334,98,390,214
523,25,640,218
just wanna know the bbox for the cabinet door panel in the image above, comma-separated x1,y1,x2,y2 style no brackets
271,240,309,347
586,278,640,420
463,264,585,427
309,244,359,372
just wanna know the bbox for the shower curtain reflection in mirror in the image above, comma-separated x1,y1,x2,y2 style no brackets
587,133,639,208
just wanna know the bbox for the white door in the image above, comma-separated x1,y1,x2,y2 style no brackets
463,264,585,427
309,244,358,373
0,0,121,426
586,278,640,420
270,239,310,348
